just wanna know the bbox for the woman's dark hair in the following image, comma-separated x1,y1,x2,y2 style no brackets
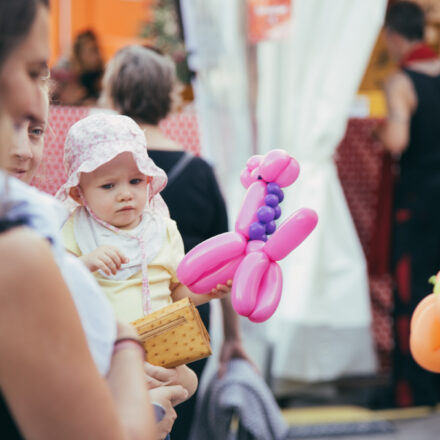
385,1,425,41
104,45,176,125
73,30,99,60
0,0,49,67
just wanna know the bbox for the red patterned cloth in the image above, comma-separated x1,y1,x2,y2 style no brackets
335,118,394,371
31,106,90,195
159,106,201,156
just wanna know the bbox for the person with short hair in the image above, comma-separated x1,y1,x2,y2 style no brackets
376,0,440,407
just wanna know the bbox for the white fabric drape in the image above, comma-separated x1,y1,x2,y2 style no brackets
180,0,254,185
257,0,387,381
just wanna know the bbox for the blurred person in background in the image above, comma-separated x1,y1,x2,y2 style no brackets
51,30,104,106
101,44,252,438
376,0,440,408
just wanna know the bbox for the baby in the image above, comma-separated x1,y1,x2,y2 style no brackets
56,113,230,402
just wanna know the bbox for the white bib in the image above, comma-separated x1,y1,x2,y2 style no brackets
73,206,166,280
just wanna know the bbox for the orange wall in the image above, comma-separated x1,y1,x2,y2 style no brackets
49,0,60,66
50,0,155,65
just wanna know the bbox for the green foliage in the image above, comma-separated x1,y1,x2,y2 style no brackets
140,0,191,84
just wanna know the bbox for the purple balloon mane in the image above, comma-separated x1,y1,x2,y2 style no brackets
249,182,284,242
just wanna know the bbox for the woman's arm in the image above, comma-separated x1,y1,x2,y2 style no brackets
0,228,156,440
106,321,156,438
375,72,416,154
218,296,254,377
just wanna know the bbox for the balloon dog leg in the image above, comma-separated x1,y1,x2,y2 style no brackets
177,231,246,288
231,251,270,317
264,208,318,261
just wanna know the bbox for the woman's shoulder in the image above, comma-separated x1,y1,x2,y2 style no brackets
149,149,214,176
2,176,69,241
179,155,217,185
187,154,212,170
0,227,54,284
0,226,50,254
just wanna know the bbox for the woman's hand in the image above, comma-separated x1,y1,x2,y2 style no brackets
80,245,128,275
145,363,196,404
144,362,179,389
150,385,188,439
218,337,257,378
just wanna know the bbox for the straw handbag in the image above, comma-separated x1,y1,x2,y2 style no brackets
131,297,212,368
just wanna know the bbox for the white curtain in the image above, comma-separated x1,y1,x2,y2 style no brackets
181,0,387,382
256,0,387,381
180,0,254,187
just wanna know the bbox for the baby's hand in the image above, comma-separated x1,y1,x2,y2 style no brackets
209,280,232,299
80,245,128,276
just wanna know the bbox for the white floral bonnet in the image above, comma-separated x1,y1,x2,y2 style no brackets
55,113,169,216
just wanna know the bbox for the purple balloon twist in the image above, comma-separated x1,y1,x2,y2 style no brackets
249,180,285,241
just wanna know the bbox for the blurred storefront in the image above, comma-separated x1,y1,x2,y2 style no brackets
49,1,440,113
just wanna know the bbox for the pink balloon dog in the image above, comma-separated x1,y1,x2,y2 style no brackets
177,149,318,322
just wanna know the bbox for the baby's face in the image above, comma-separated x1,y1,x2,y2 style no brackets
79,152,149,230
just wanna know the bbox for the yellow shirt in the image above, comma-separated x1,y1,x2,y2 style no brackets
62,215,185,323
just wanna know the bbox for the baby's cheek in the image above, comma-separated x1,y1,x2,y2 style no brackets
92,195,112,218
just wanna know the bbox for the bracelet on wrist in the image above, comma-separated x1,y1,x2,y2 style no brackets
113,337,146,356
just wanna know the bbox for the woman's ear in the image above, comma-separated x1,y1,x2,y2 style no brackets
69,187,83,205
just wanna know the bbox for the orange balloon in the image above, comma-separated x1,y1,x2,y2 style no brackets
411,293,437,332
436,292,440,321
410,298,440,373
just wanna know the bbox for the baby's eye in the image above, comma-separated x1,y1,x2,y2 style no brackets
101,183,114,189
130,178,143,185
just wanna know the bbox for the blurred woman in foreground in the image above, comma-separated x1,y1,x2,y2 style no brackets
0,1,158,438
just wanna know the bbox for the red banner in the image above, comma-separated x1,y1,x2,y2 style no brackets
247,0,293,44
